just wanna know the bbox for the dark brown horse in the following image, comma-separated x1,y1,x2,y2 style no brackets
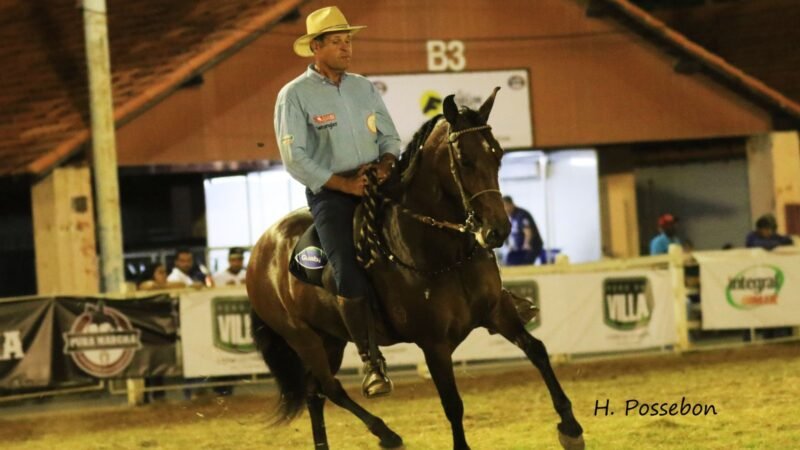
247,89,584,450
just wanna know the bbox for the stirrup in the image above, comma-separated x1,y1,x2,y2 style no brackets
361,359,393,399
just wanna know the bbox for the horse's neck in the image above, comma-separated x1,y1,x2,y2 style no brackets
383,168,474,264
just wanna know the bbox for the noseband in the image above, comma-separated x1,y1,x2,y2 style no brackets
446,124,502,233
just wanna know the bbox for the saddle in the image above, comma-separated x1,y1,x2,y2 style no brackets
289,224,333,291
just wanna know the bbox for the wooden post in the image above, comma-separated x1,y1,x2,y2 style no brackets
83,0,125,293
599,173,640,258
31,168,99,295
668,243,689,352
126,378,146,406
746,131,800,233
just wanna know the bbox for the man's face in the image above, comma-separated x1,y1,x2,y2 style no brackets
503,201,514,217
175,252,193,274
228,255,244,274
757,226,775,239
313,32,352,72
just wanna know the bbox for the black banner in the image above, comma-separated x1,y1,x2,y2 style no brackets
0,298,53,389
1,295,180,391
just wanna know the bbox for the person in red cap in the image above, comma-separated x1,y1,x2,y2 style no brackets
649,213,680,255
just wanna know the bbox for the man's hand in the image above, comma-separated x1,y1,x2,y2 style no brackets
375,154,397,185
324,167,368,196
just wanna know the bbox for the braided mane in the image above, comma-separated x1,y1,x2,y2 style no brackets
397,114,442,185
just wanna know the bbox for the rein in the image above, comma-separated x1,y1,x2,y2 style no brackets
355,122,499,276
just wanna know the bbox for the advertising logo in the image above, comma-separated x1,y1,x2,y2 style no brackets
0,330,25,361
726,265,784,309
503,280,541,331
419,90,443,117
63,303,141,377
212,297,255,354
603,277,653,331
295,246,328,270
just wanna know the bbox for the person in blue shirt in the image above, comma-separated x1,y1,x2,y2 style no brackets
649,213,680,255
746,214,793,250
274,6,400,398
502,196,543,265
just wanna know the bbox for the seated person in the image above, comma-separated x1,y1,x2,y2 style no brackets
138,262,186,290
745,214,793,250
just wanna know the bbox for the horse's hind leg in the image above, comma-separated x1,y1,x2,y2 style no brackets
292,333,403,449
422,344,470,450
487,292,585,450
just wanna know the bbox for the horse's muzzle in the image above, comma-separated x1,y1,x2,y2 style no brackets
476,227,507,249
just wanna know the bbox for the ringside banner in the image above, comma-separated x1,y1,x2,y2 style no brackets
180,288,269,377
694,248,800,329
0,299,53,389
0,295,179,390
367,69,533,149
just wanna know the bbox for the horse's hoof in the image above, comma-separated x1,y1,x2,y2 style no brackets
558,430,585,450
379,434,404,449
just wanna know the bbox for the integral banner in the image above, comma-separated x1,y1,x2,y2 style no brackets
180,288,269,377
694,248,800,329
367,69,534,149
1,295,179,390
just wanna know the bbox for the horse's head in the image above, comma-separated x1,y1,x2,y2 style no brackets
430,88,510,249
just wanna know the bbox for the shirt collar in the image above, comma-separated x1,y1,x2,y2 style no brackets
305,64,348,85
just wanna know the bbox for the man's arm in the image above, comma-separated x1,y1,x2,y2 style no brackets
371,83,402,159
275,91,333,193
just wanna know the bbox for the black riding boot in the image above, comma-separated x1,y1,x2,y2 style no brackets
337,296,393,398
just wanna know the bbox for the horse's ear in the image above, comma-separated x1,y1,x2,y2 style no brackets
478,87,501,123
443,95,459,125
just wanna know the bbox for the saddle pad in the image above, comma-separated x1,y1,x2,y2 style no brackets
289,225,329,289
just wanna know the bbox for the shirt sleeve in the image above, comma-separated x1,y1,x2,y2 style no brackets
274,89,333,192
371,83,402,158
649,236,666,255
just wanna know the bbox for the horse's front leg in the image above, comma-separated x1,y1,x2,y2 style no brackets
306,380,329,450
422,344,470,450
487,290,585,450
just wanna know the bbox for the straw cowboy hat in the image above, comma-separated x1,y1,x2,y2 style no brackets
293,6,366,57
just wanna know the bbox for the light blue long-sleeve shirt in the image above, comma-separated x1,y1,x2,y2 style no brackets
274,65,402,193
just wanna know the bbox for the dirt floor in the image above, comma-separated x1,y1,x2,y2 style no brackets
2,341,799,450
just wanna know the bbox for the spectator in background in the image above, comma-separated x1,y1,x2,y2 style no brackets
138,262,186,291
502,196,543,265
213,248,247,286
746,214,793,250
650,213,680,255
167,249,205,287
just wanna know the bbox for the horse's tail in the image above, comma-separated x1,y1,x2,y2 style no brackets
250,309,307,423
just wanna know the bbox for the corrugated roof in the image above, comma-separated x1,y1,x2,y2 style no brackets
0,0,305,176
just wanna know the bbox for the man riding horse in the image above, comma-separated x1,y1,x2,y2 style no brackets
274,6,397,398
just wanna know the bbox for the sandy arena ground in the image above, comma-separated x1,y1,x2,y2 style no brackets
1,341,799,450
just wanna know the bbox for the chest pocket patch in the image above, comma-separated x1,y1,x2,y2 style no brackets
313,113,338,130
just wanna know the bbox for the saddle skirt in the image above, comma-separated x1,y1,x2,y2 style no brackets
289,224,334,291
